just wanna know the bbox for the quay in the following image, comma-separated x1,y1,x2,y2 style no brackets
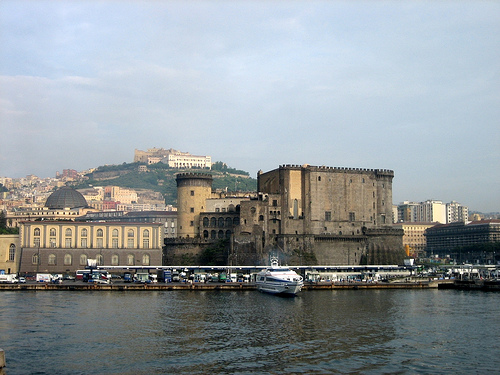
0,279,451,291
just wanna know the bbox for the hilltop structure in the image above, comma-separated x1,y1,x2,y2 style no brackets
134,148,212,169
166,164,405,266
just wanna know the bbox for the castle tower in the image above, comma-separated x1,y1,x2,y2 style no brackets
176,173,213,238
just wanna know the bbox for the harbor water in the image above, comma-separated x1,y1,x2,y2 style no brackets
0,289,499,374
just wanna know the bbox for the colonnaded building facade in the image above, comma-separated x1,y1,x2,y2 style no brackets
17,187,163,275
165,164,405,266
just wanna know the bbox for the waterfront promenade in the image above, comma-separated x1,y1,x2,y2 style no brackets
0,279,450,291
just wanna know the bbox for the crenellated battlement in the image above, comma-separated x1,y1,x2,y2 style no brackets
279,164,394,176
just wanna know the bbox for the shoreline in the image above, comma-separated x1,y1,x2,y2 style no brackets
0,279,452,291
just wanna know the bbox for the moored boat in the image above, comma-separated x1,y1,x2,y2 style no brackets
255,258,303,296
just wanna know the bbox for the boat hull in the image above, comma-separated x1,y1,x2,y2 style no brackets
256,281,303,295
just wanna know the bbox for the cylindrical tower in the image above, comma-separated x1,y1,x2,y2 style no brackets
176,173,213,238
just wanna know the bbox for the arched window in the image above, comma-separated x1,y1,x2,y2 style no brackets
127,254,135,266
96,254,104,266
96,229,103,237
112,229,119,237
48,254,56,265
203,230,209,238
49,228,56,236
233,217,240,226
111,254,119,266
142,254,150,266
80,254,88,266
225,217,232,227
259,215,264,221
211,230,216,240
210,217,217,227
143,229,150,238
81,228,88,237
64,254,72,266
65,228,72,236
203,217,210,227
34,228,41,236
32,254,39,265
8,244,15,261
225,230,231,239
128,229,134,237
218,230,224,239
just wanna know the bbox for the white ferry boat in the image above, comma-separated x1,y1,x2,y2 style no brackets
255,258,304,296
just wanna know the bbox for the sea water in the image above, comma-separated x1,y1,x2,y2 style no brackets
0,289,499,374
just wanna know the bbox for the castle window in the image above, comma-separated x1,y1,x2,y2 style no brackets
190,207,194,213
203,217,209,227
318,176,321,181
325,211,331,221
272,200,278,207
226,217,232,227
251,207,256,215
190,190,194,196
218,218,224,227
190,221,194,226
218,230,224,239
225,230,231,239
9,244,15,261
210,217,217,227
349,212,355,221
211,230,216,239
259,215,264,221
203,230,209,238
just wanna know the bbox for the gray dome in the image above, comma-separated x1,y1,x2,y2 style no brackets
45,186,88,209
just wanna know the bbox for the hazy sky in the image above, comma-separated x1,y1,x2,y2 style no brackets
1,1,499,212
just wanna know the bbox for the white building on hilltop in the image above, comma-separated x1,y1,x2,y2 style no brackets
134,148,211,169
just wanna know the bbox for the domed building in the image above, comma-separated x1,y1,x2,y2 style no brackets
45,186,88,209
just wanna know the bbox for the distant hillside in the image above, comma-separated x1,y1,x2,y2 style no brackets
73,162,257,206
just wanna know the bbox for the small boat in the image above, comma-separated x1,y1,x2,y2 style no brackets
256,258,303,296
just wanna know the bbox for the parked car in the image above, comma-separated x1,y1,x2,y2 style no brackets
18,277,26,283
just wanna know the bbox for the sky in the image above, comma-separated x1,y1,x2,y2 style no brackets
0,1,499,212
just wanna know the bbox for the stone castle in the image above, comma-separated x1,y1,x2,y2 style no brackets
165,164,405,266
